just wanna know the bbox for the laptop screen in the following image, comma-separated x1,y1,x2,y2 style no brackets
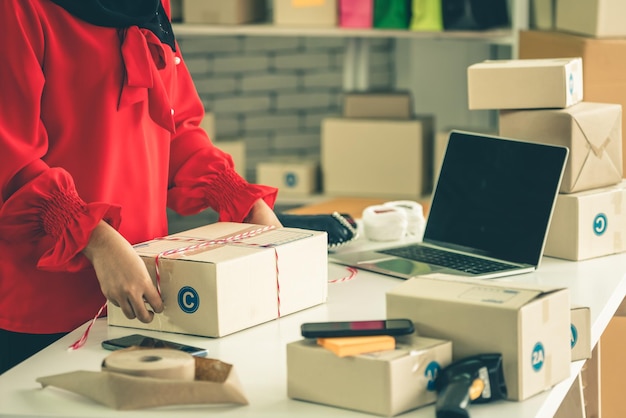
424,131,568,266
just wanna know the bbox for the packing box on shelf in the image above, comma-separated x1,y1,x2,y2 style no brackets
338,0,373,28
556,0,626,37
182,0,266,24
287,335,452,416
544,181,626,261
273,0,337,26
519,30,626,176
467,57,583,110
386,277,571,401
499,102,623,194
571,306,592,362
321,116,433,199
215,140,246,178
108,222,328,337
256,159,319,196
343,91,412,119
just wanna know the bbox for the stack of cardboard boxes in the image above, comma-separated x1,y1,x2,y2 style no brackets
320,91,434,201
523,3,626,416
468,57,625,262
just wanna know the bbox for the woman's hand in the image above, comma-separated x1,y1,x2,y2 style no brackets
82,221,163,322
244,199,283,227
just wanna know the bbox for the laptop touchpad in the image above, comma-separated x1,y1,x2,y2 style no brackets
368,259,440,276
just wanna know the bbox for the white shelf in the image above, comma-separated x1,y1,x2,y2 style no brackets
172,23,515,44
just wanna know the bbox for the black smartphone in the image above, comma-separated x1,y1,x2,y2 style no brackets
300,318,415,339
101,334,208,357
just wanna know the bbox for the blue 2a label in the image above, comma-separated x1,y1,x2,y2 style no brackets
425,361,441,391
571,324,578,348
178,286,199,313
531,342,545,372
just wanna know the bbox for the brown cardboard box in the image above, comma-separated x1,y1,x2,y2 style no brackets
108,222,328,337
499,102,623,193
321,117,433,200
273,0,337,26
386,277,571,401
467,57,583,110
287,335,452,416
256,159,319,196
519,30,626,176
570,306,591,362
556,0,626,37
600,313,626,418
343,92,412,119
544,181,626,261
182,0,266,24
531,0,555,30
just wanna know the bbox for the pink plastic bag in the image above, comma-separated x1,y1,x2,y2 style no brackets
339,0,373,28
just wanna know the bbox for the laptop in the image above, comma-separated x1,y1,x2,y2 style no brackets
330,130,569,280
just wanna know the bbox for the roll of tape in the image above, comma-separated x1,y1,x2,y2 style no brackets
362,205,408,241
383,200,426,239
102,348,196,381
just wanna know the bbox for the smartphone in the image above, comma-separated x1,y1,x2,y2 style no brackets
300,318,415,339
101,334,208,357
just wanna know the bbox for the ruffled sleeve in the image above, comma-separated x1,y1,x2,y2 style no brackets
0,168,121,272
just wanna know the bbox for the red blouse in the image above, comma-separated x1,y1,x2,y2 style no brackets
0,0,277,334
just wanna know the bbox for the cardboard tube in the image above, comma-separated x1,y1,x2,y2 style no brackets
102,348,196,381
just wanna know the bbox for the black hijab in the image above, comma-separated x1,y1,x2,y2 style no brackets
49,0,176,50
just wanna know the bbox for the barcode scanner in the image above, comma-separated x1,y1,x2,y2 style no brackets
434,353,507,418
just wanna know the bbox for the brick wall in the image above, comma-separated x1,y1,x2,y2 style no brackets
177,35,396,182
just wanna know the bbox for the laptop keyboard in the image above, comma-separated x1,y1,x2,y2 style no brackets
378,245,515,275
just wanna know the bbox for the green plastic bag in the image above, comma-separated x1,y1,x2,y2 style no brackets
410,0,443,31
373,0,411,29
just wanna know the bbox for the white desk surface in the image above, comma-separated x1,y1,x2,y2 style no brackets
2,238,626,418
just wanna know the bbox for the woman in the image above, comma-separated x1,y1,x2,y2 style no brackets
0,0,281,373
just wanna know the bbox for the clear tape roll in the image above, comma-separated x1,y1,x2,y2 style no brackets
362,205,408,241
383,200,426,239
102,348,196,381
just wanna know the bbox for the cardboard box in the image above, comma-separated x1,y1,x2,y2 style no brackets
600,313,626,418
519,30,626,176
570,306,591,362
273,0,337,26
182,0,266,24
499,102,623,193
531,0,555,30
467,57,583,110
343,91,412,119
544,181,626,261
556,0,626,37
321,117,433,199
108,223,328,337
256,159,319,196
287,335,452,416
386,277,571,401
215,140,246,178
170,0,182,22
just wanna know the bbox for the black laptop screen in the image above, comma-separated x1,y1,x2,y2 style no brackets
424,131,568,266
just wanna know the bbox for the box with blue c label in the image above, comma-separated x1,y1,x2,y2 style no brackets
108,222,328,337
570,306,591,361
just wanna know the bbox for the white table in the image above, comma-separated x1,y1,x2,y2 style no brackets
1,248,625,418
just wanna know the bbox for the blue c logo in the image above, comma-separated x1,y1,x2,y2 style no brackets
178,286,199,313
571,324,578,348
531,342,545,372
593,213,608,236
425,361,441,391
285,172,297,188
569,73,574,95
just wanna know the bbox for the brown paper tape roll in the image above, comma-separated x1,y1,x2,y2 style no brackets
102,348,196,380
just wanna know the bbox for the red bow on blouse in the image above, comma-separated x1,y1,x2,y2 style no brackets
118,26,176,133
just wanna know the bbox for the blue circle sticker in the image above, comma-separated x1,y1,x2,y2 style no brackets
571,324,578,349
178,286,199,313
531,342,545,372
569,73,574,95
425,361,441,391
593,213,607,236
284,172,297,188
